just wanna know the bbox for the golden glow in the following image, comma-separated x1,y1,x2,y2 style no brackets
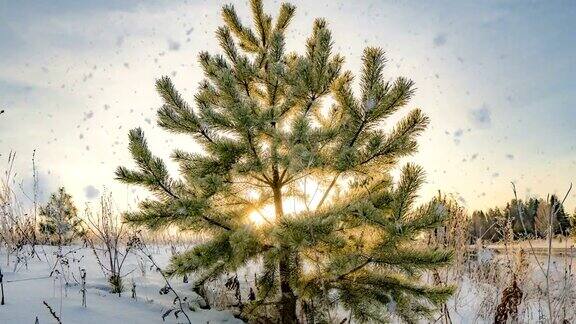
248,179,332,227
248,204,275,226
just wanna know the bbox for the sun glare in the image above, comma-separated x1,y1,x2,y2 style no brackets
247,179,330,227
248,204,276,226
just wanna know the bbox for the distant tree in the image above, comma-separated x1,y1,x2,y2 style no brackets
504,200,520,236
116,1,454,322
533,195,570,237
524,197,540,234
552,195,571,235
470,210,487,241
470,195,570,241
483,208,504,242
39,187,84,245
535,198,553,238
470,208,506,243
503,199,536,238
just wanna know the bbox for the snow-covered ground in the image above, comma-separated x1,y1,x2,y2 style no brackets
1,242,575,323
444,244,576,323
0,245,241,324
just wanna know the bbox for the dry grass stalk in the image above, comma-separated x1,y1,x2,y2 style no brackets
494,249,528,323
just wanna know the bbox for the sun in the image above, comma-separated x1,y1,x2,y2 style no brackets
248,204,276,226
247,179,330,227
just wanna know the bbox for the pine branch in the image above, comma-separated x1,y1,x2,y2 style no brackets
250,0,270,46
273,3,296,33
222,4,260,52
217,27,239,63
358,109,429,167
156,76,214,143
392,163,425,220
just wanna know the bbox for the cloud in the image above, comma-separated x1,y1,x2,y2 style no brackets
168,39,181,51
0,1,140,18
453,128,463,144
469,105,492,128
84,185,100,199
115,36,125,47
83,110,94,121
433,34,447,47
0,22,27,56
0,79,35,95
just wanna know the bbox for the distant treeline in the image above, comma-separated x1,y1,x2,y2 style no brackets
469,195,573,242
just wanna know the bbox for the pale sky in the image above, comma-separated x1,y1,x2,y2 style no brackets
1,0,575,213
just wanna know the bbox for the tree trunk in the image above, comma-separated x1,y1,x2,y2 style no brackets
279,255,298,324
273,184,298,324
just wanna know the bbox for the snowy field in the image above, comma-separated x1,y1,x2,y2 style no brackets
1,243,575,323
0,245,241,324
443,243,576,323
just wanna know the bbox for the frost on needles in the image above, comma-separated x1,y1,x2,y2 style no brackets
115,0,454,322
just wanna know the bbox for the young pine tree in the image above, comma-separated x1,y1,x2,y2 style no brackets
116,1,453,322
39,187,84,245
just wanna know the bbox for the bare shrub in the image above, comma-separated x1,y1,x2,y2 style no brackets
0,152,41,269
84,193,136,295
